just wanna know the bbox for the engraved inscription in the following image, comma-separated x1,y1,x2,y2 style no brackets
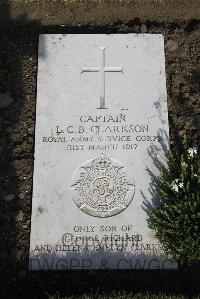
81,47,123,109
71,155,135,217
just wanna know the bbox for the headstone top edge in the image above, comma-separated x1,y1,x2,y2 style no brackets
38,33,164,39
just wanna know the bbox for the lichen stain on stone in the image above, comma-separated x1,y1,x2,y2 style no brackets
37,206,45,214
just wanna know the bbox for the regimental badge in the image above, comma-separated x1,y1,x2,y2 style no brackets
71,154,135,217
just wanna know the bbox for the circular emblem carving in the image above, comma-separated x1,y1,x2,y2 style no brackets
71,155,135,217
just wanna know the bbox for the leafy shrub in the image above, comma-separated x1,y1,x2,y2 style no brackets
146,137,200,264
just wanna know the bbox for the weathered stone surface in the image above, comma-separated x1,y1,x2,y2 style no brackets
29,34,177,270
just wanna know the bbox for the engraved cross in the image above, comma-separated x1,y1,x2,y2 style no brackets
81,47,123,109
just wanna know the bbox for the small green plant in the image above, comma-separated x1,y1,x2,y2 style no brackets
146,137,200,264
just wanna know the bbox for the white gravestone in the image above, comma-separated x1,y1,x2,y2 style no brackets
30,34,177,270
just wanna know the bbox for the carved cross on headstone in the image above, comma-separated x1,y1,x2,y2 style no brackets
81,47,123,109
